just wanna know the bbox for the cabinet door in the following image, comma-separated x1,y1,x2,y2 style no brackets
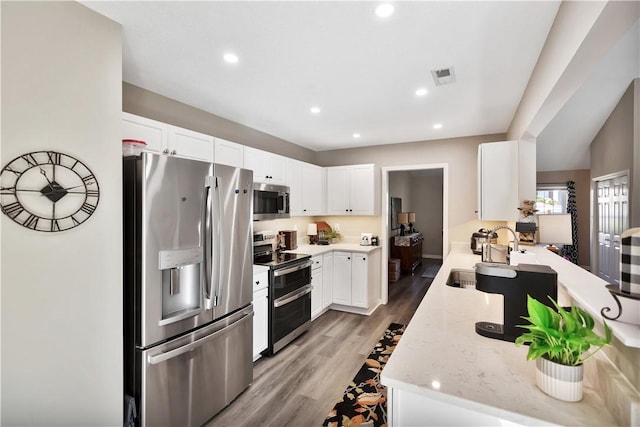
351,254,369,308
287,159,304,215
252,287,268,360
322,253,333,309
265,153,286,185
327,167,351,215
302,163,325,215
332,251,352,305
122,112,167,155
243,146,267,181
214,138,243,168
167,125,214,162
311,267,323,319
477,141,518,220
349,165,375,215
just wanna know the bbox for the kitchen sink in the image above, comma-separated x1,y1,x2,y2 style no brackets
446,268,476,289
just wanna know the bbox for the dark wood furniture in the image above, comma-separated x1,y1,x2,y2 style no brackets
391,233,423,274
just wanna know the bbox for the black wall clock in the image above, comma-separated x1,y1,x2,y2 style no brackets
0,151,100,232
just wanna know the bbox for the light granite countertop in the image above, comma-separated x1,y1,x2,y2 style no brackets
285,243,382,256
381,243,619,426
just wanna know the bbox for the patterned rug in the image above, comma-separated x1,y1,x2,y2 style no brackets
421,263,441,279
322,323,405,427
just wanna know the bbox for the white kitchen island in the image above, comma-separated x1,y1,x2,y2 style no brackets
381,243,622,426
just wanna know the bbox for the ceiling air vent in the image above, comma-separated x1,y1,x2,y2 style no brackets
431,67,456,86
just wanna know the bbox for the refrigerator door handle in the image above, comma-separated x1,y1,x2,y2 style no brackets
203,176,214,309
147,308,253,365
212,175,224,307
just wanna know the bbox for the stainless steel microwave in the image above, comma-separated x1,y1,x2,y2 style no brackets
253,183,290,220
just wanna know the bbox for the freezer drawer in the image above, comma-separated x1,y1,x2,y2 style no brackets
137,306,253,427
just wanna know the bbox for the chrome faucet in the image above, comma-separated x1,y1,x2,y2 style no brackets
490,225,519,253
482,225,518,263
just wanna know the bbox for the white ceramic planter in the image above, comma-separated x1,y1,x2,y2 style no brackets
536,357,583,402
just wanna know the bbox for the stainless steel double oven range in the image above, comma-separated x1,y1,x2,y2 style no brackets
253,233,312,355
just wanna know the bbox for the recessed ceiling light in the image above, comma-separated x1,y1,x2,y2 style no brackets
353,133,361,139
415,88,428,97
433,123,443,129
310,106,321,114
375,3,394,17
223,53,239,64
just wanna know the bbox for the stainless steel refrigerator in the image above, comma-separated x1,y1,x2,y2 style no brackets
123,153,253,427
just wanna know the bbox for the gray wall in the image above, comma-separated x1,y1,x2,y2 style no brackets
124,83,317,164
1,2,122,424
590,79,638,227
411,172,444,258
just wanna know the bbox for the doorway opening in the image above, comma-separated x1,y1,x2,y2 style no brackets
381,164,448,304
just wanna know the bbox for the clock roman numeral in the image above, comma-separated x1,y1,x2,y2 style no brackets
51,219,61,232
4,166,21,175
80,202,97,215
46,151,62,165
1,186,16,195
86,189,99,197
21,153,38,167
24,214,39,230
3,202,24,218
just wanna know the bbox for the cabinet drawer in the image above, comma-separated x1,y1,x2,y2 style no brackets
311,255,323,270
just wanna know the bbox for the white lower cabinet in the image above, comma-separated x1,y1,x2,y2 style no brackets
333,252,353,306
389,388,509,426
311,255,324,319
322,253,333,309
332,250,380,310
252,269,269,361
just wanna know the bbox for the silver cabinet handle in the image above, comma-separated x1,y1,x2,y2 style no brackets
163,148,169,154
170,150,177,155
147,309,253,365
273,285,312,307
273,260,312,277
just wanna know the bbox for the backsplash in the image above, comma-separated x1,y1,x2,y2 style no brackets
253,216,382,246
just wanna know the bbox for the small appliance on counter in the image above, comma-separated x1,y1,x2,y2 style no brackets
279,230,297,250
474,263,557,342
470,229,497,255
360,233,373,246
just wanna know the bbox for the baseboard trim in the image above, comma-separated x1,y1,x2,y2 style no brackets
422,254,443,260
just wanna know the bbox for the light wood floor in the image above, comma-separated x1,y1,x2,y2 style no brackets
206,261,439,427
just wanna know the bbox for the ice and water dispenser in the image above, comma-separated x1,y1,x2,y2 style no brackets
159,247,203,325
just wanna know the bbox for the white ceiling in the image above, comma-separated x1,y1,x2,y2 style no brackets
81,1,637,171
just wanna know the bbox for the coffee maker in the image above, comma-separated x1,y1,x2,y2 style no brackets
279,230,297,250
474,263,557,342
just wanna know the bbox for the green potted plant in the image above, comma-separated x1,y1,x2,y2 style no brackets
515,295,612,402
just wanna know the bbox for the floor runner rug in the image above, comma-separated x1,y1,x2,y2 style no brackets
421,264,441,278
322,323,405,427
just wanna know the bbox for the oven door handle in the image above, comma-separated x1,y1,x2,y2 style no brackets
273,284,313,308
273,260,312,277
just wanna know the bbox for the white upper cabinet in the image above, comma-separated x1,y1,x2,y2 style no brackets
167,125,214,162
243,146,286,185
122,112,213,162
287,159,326,216
477,140,535,221
214,137,244,168
122,112,167,155
326,164,379,215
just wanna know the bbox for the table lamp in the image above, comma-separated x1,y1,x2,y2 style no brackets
398,212,409,236
537,214,572,251
408,212,416,233
307,223,318,244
